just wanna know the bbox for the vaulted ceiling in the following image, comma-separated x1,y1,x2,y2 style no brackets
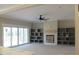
0,4,75,22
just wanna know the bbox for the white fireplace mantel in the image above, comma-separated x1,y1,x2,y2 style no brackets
44,33,57,45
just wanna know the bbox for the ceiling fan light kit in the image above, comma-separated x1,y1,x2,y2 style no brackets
38,15,48,22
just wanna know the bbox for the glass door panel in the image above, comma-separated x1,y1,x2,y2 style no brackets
3,27,29,47
19,28,23,44
3,27,11,47
24,28,28,43
12,27,18,46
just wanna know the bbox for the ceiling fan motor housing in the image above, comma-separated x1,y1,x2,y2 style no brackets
39,15,45,20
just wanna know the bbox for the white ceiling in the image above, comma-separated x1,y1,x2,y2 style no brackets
0,4,15,10
0,4,75,22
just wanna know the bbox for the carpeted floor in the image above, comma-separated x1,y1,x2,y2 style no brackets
12,43,75,55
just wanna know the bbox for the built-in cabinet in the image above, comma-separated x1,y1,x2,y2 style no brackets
58,28,75,45
30,28,43,43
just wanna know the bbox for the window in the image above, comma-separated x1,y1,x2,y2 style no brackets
3,27,11,47
19,28,23,44
3,27,29,47
12,27,18,46
24,28,28,43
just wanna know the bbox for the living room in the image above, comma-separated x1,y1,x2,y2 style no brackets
0,4,76,55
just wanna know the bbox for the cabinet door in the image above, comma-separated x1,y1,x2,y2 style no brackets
3,27,11,47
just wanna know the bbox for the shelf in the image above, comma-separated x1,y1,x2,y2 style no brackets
30,28,43,43
57,41,62,44
30,40,35,42
58,28,75,45
37,29,41,32
63,41,68,44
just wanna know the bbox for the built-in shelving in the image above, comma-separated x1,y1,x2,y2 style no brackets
30,28,43,43
57,28,75,45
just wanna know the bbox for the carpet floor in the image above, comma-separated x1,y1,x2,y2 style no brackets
12,43,75,55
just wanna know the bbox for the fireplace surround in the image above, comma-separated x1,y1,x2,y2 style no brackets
44,33,57,45
46,35,55,43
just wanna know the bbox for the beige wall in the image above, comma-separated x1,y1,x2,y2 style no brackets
0,22,3,46
58,20,75,28
44,20,57,34
0,18,32,46
75,5,79,54
31,22,43,29
0,18,32,28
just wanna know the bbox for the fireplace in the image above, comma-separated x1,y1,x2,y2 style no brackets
46,35,54,43
44,34,57,45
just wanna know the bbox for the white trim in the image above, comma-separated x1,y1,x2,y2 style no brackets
2,24,28,28
44,33,57,45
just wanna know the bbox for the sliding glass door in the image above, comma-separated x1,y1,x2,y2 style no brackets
24,28,28,43
12,27,18,46
19,28,23,44
3,27,11,47
3,27,29,47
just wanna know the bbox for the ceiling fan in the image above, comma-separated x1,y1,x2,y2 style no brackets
38,15,48,21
